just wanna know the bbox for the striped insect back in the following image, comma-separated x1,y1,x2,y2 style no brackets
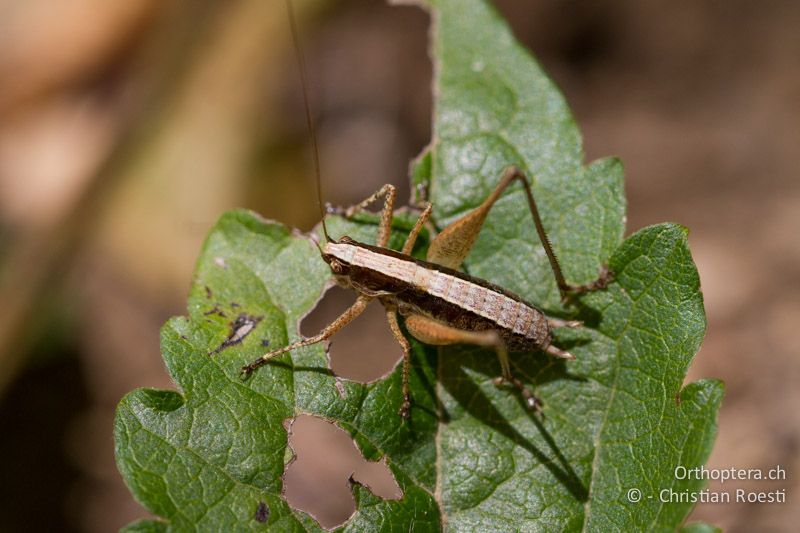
323,239,553,351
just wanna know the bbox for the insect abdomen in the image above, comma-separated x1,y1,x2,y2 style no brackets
325,241,552,350
397,270,551,351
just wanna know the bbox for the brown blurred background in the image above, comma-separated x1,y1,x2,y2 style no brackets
0,0,797,531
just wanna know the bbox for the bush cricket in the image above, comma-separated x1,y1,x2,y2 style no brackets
240,0,613,418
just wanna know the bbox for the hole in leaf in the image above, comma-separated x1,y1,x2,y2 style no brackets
300,286,404,384
283,414,402,529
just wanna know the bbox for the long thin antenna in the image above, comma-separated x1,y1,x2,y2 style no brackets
285,0,331,243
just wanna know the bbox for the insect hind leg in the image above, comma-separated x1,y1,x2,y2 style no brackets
490,347,542,413
561,264,614,299
404,314,542,414
493,166,614,302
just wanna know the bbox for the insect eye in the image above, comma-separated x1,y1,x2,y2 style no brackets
329,260,344,274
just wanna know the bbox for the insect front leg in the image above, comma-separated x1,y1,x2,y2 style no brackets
240,295,371,378
404,314,542,413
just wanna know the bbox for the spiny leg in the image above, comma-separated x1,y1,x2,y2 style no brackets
562,264,614,296
385,308,413,418
502,166,614,301
488,342,542,413
427,165,612,300
401,202,432,255
426,164,536,269
404,314,541,413
409,179,438,236
330,184,397,248
240,295,371,378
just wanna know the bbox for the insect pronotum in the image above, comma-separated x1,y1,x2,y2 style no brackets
240,0,613,418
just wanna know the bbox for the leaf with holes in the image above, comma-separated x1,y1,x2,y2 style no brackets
114,0,722,530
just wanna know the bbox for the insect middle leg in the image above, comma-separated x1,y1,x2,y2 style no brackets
331,184,397,248
384,307,413,418
402,202,433,255
404,314,542,412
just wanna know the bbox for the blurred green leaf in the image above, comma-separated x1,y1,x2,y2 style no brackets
120,519,168,533
681,522,723,533
115,0,722,530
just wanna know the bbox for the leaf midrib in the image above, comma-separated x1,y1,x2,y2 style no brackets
581,226,679,530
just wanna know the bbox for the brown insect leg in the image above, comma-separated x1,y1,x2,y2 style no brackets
334,184,397,248
385,308,413,418
561,264,615,298
405,314,541,412
499,166,572,300
426,187,502,270
401,202,433,255
505,166,615,301
426,164,549,270
240,295,371,378
428,165,611,301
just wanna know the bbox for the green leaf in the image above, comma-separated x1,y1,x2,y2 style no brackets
115,0,722,531
680,523,723,533
120,519,168,533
